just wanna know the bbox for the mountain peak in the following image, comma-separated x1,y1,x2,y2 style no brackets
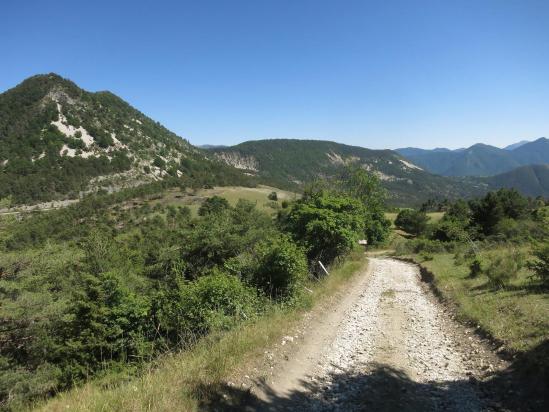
0,73,239,205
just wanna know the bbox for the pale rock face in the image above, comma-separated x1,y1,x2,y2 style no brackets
326,151,345,165
215,152,259,171
51,103,95,148
326,152,361,166
59,144,77,157
399,159,423,170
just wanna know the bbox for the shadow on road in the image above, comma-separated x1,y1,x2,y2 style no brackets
198,341,548,412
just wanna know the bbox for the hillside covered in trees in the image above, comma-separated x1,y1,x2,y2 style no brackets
0,74,251,205
208,139,488,206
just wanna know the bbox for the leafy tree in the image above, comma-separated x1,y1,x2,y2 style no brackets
198,195,230,216
251,235,308,300
282,190,365,264
268,191,278,201
528,239,549,287
338,166,390,244
395,209,429,236
444,199,470,223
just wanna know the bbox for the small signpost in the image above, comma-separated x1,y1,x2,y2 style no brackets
318,260,329,276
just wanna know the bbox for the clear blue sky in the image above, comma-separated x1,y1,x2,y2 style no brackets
2,0,549,149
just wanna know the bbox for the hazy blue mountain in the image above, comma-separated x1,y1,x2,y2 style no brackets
443,143,520,176
485,164,549,197
396,138,549,177
510,137,549,165
504,140,530,150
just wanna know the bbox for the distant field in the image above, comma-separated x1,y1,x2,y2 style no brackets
385,211,445,227
148,185,299,215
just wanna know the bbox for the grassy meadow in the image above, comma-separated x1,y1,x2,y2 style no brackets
136,185,298,216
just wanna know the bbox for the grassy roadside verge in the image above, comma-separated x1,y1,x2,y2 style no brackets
400,251,548,355
400,250,549,353
400,249,549,410
32,251,366,412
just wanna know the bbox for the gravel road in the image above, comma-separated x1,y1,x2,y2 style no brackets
248,257,491,411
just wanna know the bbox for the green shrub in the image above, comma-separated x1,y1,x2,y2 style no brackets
281,190,365,264
485,249,525,288
268,191,278,201
198,195,230,216
179,272,260,336
252,235,308,301
469,257,483,278
469,189,530,236
152,156,165,168
528,240,549,286
395,209,429,236
431,220,468,242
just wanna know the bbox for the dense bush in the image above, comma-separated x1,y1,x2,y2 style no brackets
484,249,526,288
251,235,308,300
528,240,549,287
431,220,468,242
55,270,151,386
281,190,365,264
395,209,429,236
197,195,230,216
469,257,483,278
184,200,274,274
178,272,260,336
469,189,530,236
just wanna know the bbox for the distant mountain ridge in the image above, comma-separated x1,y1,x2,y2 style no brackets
207,139,487,205
485,164,549,197
2,73,547,207
504,140,530,151
396,138,548,177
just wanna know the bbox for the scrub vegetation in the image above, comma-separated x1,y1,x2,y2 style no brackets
0,168,389,410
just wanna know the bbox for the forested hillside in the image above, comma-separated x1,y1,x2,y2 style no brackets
208,139,487,206
0,74,251,205
485,164,549,197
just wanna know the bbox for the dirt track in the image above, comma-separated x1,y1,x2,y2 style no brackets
233,257,506,411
